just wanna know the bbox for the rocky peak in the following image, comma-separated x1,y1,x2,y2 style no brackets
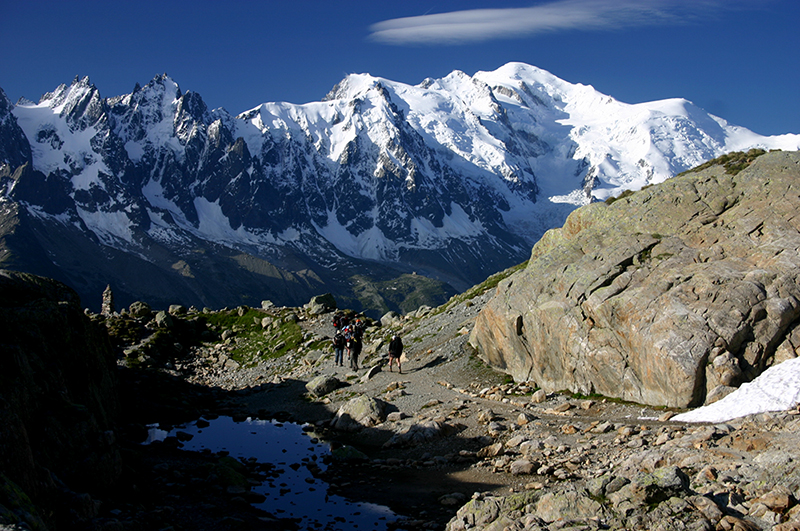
38,75,106,131
2,64,798,315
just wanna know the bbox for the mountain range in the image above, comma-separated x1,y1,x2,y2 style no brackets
1,62,798,315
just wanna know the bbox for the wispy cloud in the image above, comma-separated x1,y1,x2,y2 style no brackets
369,0,721,45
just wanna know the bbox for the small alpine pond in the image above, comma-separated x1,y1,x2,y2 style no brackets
146,416,400,530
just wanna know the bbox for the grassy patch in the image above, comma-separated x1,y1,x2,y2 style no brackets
679,148,768,176
200,308,304,365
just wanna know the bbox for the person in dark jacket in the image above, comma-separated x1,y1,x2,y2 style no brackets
332,330,345,366
348,333,362,370
388,334,403,373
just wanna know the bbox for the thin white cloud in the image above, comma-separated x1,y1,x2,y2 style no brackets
369,0,721,45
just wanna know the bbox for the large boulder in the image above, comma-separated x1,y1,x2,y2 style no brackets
306,293,337,315
330,395,385,431
380,311,403,328
470,151,800,407
383,419,449,447
305,374,342,397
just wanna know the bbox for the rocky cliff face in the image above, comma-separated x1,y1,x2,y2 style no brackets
470,150,800,408
0,270,121,529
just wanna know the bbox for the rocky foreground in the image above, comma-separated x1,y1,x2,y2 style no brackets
97,274,800,531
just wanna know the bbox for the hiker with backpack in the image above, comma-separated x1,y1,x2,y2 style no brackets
332,329,345,367
352,318,365,340
347,332,362,370
388,334,403,373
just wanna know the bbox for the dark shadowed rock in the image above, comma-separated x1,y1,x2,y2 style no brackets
0,270,121,528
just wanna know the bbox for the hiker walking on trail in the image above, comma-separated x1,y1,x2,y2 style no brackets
352,318,365,340
332,329,345,367
388,334,403,374
347,332,362,370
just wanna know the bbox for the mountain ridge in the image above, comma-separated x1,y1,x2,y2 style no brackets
1,63,798,313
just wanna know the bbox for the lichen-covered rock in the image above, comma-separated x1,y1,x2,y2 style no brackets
154,310,174,328
610,465,691,508
383,419,449,447
534,486,605,523
305,374,342,397
380,311,402,328
128,300,152,318
330,395,385,431
446,491,539,531
470,151,800,407
306,293,337,315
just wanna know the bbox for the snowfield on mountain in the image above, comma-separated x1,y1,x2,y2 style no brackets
1,62,798,312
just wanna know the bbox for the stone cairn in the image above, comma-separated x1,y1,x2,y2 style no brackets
101,284,115,316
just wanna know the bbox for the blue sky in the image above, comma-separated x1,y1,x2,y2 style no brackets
1,0,797,136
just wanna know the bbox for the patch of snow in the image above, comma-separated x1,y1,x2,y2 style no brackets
194,196,260,245
312,208,397,261
410,202,485,247
673,358,800,423
77,206,134,246
12,100,111,187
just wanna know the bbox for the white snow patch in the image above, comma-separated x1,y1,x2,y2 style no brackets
77,207,134,245
194,197,259,245
673,358,800,423
312,209,397,261
13,100,111,188
410,203,485,247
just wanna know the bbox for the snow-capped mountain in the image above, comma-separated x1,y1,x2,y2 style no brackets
1,63,797,313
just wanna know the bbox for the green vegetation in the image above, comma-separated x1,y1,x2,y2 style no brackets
569,391,606,400
679,148,768,176
104,317,145,349
200,307,304,365
346,273,457,317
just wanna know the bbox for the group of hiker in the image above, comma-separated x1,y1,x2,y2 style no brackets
331,311,403,373
332,312,365,369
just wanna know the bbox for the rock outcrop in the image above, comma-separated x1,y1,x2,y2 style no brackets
0,270,121,529
470,150,800,407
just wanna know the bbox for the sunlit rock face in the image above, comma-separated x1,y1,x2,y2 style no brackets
470,150,800,408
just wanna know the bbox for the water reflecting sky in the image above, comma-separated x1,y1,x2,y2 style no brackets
148,416,399,530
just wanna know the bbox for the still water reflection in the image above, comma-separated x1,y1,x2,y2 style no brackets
147,416,398,530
